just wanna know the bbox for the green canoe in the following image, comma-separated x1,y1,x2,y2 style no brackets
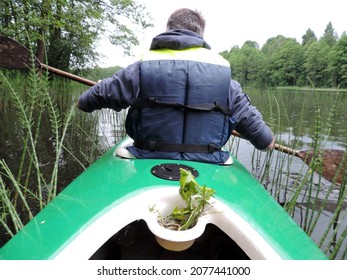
0,137,327,260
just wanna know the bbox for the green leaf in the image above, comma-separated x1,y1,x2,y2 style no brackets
160,168,216,230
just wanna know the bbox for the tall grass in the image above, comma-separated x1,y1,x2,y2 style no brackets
240,86,347,259
0,65,127,242
0,64,106,239
0,68,63,232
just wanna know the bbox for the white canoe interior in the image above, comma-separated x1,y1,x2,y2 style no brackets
53,187,281,260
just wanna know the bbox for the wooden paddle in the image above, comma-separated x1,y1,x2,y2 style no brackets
0,36,96,86
1,36,345,184
232,131,345,185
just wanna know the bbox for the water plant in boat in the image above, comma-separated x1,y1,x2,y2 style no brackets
156,168,215,231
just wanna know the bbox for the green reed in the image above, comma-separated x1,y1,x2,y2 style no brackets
242,86,347,259
0,65,89,236
300,88,347,260
0,64,126,240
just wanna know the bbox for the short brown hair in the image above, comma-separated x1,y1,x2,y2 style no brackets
166,8,205,37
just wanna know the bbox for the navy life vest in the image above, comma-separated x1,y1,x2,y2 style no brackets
126,47,234,164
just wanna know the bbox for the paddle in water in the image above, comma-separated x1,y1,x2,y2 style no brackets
232,131,346,185
1,35,345,184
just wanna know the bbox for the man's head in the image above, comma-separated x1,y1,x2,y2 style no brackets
166,8,205,37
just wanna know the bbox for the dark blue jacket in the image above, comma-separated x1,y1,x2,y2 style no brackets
78,30,273,163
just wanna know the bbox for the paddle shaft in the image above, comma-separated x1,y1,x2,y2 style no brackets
40,63,96,86
231,130,345,184
231,130,300,156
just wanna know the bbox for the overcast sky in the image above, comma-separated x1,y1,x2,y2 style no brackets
97,0,346,67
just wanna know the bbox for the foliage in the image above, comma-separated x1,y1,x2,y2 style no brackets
228,42,263,87
0,65,111,239
158,168,215,231
0,0,152,70
302,28,317,46
321,22,338,47
0,63,76,228
303,41,330,87
332,35,347,87
221,22,347,88
270,39,304,86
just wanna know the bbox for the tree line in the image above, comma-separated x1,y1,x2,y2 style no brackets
220,22,347,88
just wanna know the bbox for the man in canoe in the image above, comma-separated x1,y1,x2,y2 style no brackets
77,8,274,164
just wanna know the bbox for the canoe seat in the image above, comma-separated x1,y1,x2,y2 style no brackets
114,137,233,165
223,155,233,165
114,137,136,159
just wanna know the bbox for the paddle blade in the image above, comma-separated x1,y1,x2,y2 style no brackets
0,35,96,86
298,149,346,185
0,36,40,69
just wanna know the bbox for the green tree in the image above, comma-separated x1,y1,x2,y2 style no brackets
302,28,317,46
261,35,288,56
320,21,338,47
0,0,152,70
235,42,263,86
221,42,265,87
220,46,240,79
303,41,330,87
329,34,347,87
260,36,289,86
269,38,304,86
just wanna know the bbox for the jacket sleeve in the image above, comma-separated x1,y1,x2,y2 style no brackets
77,61,140,113
229,80,273,150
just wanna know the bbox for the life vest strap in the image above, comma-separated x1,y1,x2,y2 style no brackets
133,98,231,115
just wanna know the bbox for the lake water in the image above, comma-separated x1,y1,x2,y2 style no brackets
0,84,346,259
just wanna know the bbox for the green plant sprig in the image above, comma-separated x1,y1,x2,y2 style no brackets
161,168,215,231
